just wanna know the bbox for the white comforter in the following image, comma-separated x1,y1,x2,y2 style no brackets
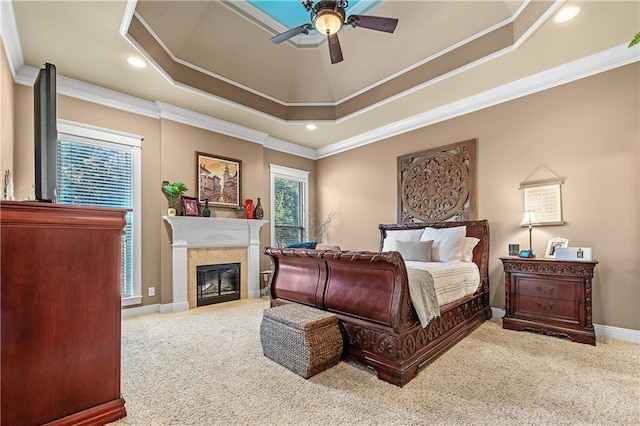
405,260,481,327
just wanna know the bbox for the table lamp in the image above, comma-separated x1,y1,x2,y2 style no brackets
519,211,540,258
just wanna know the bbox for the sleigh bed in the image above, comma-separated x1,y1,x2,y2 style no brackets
264,220,491,386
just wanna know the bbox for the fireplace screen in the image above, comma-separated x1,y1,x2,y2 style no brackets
196,263,240,306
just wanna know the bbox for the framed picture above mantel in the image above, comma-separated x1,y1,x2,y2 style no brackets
196,152,242,208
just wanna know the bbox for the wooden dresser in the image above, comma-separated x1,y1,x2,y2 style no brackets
0,201,127,425
500,256,598,345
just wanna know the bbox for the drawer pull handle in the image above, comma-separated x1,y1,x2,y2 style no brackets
536,286,554,295
536,301,554,310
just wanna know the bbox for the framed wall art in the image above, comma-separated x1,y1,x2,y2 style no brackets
181,196,200,216
196,152,242,208
397,139,477,223
520,164,564,225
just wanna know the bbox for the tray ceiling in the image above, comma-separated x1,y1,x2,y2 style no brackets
9,1,639,151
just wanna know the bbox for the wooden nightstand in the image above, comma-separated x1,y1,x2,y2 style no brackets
500,257,598,345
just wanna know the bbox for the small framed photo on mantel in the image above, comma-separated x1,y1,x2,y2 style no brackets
181,196,200,217
545,237,569,259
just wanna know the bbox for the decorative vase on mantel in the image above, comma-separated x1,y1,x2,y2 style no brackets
253,198,264,219
244,199,254,219
202,199,211,217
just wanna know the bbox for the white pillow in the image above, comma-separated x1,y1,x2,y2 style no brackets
420,226,467,262
396,240,433,262
461,237,480,262
382,229,424,252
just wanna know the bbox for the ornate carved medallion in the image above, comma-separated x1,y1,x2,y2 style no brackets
398,139,476,223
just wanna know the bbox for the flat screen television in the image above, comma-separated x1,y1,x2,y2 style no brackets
33,62,57,202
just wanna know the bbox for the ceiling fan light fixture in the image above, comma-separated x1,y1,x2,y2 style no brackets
313,9,344,35
271,0,398,64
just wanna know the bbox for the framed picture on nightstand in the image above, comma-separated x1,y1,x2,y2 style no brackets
545,237,569,259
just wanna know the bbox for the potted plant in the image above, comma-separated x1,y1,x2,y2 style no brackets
162,181,188,216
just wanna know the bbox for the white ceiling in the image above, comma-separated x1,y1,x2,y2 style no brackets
6,1,639,156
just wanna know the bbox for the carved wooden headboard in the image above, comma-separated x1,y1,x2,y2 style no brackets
397,139,477,223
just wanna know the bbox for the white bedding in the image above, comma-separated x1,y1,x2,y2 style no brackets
405,260,481,327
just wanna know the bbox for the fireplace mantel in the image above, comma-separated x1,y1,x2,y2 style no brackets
163,216,268,312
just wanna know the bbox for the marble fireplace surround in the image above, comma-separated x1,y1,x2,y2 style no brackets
163,216,268,313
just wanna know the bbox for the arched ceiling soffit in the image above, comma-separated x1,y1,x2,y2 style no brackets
126,0,550,123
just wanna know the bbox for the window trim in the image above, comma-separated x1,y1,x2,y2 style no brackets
269,164,309,247
57,119,142,306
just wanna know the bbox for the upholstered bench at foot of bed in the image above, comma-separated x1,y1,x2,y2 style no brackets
260,304,343,378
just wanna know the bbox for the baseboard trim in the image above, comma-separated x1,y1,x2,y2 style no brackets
593,324,640,344
122,303,161,318
121,302,192,318
491,307,506,319
490,307,639,343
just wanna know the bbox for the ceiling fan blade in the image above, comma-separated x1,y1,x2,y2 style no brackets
348,15,398,33
270,23,313,44
328,33,343,64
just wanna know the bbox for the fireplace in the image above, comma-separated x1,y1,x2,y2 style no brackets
196,263,241,306
163,216,268,313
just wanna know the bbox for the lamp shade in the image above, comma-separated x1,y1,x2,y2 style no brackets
520,211,541,226
314,10,343,35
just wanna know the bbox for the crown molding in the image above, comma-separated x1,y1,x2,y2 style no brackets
156,102,269,146
5,1,637,163
263,136,316,160
0,0,24,78
10,43,639,161
119,0,137,37
15,65,160,119
130,12,301,109
11,63,300,151
316,43,640,159
336,1,537,108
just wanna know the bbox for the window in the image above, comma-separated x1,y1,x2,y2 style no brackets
270,165,309,247
57,120,142,306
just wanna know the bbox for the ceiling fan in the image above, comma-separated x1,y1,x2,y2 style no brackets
270,0,399,64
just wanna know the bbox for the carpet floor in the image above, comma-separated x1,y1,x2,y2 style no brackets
110,299,639,425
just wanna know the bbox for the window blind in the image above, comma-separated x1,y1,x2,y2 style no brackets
273,176,304,245
57,139,134,297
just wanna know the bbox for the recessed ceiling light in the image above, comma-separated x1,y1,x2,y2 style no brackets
553,5,581,23
127,56,147,68
306,124,317,131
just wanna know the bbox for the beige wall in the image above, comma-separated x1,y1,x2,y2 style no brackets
1,39,14,177
317,63,640,330
4,50,638,330
6,83,317,307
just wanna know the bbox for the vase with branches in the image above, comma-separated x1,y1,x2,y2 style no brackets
309,210,340,243
162,181,188,216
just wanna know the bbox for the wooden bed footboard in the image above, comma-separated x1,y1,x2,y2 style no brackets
264,220,491,386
